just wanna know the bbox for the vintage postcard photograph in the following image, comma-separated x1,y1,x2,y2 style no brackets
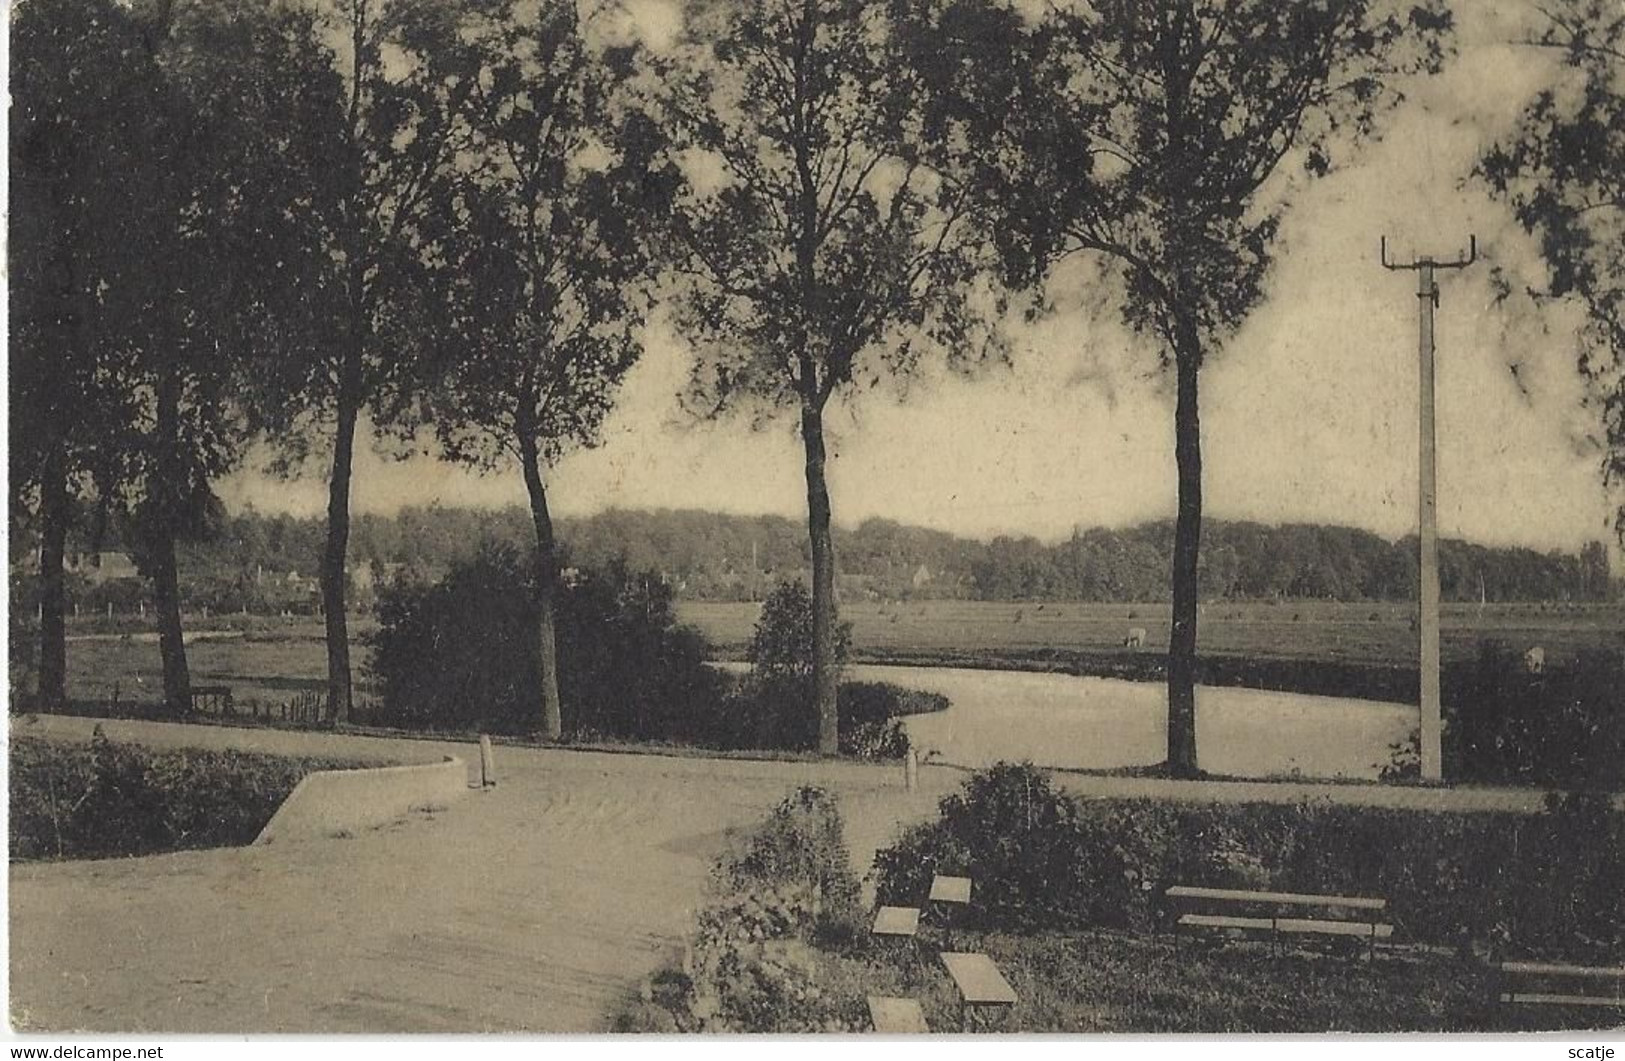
6,0,1623,1041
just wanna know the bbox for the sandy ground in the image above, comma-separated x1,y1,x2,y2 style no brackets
8,715,1593,1033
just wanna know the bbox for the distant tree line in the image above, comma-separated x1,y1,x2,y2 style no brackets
25,506,1614,607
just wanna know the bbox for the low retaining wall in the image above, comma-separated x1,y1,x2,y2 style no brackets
255,756,470,845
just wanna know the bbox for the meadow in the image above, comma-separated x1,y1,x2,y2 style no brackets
51,600,1622,715
682,598,1623,670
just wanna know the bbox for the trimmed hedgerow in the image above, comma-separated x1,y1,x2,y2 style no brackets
9,733,373,860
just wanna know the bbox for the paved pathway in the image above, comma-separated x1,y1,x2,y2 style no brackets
8,715,1610,1033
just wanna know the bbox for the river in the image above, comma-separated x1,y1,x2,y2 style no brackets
841,664,1415,780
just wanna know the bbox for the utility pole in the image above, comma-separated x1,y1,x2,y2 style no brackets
1381,235,1476,783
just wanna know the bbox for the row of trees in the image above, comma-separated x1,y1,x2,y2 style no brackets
32,506,1614,605
12,0,1620,774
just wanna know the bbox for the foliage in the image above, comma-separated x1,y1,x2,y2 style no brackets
1481,1,1624,542
874,762,1625,962
413,0,684,734
79,506,1618,609
664,0,1001,755
747,581,853,684
624,786,869,1032
900,0,1454,774
712,786,864,934
723,582,935,758
8,733,371,860
370,544,725,737
421,0,679,475
1385,643,1625,789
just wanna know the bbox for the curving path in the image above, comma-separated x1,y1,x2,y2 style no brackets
8,716,943,1033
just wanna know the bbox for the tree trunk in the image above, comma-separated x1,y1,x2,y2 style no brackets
519,432,564,740
800,401,840,756
1166,322,1203,778
36,439,70,712
322,391,360,725
150,529,191,715
151,368,192,716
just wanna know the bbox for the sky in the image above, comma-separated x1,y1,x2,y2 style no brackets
218,1,1619,556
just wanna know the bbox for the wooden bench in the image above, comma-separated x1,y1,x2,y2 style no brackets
866,995,929,1033
940,951,1017,1031
1167,886,1393,960
188,685,234,715
1498,961,1625,1009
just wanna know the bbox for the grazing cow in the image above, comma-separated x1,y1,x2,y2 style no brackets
1524,645,1545,674
1123,627,1147,648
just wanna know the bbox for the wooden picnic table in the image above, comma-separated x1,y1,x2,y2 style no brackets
940,951,1017,1031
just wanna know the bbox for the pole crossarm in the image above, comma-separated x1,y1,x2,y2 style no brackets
1380,235,1477,271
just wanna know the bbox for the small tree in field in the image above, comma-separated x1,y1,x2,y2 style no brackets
899,0,1453,775
666,0,996,754
748,580,852,687
420,0,680,738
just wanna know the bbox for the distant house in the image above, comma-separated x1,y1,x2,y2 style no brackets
910,564,933,590
66,551,139,584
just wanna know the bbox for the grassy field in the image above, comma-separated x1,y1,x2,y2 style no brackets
47,599,1622,712
681,598,1625,668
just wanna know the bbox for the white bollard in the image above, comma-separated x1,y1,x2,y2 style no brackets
904,747,918,791
479,734,497,788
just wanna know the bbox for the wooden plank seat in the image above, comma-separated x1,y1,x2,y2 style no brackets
871,906,921,939
1498,961,1625,1009
940,951,1017,1031
929,875,972,905
1169,885,1392,959
867,995,930,1033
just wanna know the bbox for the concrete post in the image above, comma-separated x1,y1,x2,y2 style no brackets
904,747,918,791
479,734,497,788
1417,264,1442,782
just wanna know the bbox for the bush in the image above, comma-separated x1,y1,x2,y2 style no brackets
1445,643,1624,789
369,544,727,738
873,762,1625,962
747,580,852,685
713,785,863,933
632,786,869,1032
8,733,371,860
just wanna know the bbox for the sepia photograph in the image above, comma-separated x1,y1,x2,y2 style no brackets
5,0,1624,1041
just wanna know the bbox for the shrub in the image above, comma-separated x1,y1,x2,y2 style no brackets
873,762,1625,962
874,762,1104,931
8,733,371,860
369,544,727,738
1445,643,1624,789
713,785,863,934
634,786,869,1032
747,580,852,685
